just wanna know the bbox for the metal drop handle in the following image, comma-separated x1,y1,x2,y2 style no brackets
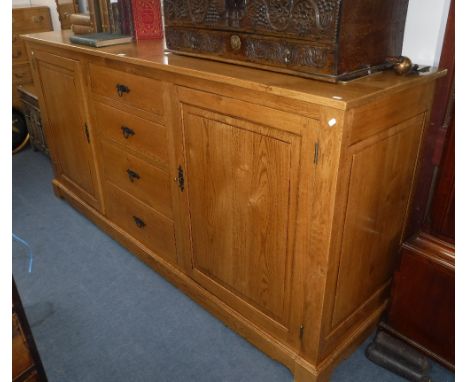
121,126,135,139
133,216,146,228
126,169,140,182
116,83,130,97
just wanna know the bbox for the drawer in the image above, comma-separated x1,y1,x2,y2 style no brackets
13,64,33,85
94,102,168,164
89,64,165,117
105,182,177,263
13,42,28,63
101,140,173,219
12,7,52,33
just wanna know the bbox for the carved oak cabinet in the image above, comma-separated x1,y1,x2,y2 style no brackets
164,0,410,81
23,30,443,381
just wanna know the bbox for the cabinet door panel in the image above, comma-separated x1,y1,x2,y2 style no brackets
34,51,99,208
179,101,305,341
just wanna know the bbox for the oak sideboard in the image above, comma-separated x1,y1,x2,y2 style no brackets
23,30,444,381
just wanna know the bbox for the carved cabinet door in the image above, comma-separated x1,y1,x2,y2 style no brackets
172,87,318,348
32,50,100,209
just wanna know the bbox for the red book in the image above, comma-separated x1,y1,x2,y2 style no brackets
131,0,163,40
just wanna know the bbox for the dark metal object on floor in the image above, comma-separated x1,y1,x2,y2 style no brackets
374,331,431,372
13,109,29,154
366,330,432,381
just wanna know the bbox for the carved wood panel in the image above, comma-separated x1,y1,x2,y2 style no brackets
165,28,336,75
164,0,341,42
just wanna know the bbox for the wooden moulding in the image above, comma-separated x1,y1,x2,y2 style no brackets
52,179,383,382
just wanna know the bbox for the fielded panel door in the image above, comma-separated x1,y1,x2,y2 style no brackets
174,87,318,347
32,50,100,209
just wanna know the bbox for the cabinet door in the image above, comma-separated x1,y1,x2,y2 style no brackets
174,88,315,346
32,50,100,209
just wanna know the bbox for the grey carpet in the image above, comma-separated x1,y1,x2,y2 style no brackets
13,148,455,382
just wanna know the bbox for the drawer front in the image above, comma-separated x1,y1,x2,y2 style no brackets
101,140,173,219
13,7,52,33
94,102,168,165
105,182,177,262
89,64,166,117
165,28,336,78
13,42,28,63
13,63,33,85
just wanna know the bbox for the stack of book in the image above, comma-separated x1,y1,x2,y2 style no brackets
70,0,163,47
70,13,94,35
102,0,163,40
100,0,134,36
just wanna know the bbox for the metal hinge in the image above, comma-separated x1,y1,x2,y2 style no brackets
313,142,319,164
299,324,304,339
177,165,185,192
84,123,90,143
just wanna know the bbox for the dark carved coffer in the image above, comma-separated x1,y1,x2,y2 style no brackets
163,0,409,81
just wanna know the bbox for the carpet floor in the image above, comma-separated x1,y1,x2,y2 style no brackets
12,148,455,382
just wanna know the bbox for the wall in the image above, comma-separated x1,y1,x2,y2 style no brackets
402,0,452,67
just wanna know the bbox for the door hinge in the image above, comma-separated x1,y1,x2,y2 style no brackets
313,142,319,164
84,123,90,143
299,324,304,339
177,165,185,192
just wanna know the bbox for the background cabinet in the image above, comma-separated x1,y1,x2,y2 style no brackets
382,0,455,369
13,5,52,110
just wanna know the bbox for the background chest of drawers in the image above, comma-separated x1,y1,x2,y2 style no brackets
13,5,52,110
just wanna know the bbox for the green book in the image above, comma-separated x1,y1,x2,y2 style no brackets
69,32,133,48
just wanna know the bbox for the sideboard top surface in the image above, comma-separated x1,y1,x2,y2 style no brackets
22,30,445,110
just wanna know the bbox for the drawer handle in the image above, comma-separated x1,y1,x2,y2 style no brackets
133,216,146,228
116,83,130,97
32,15,45,23
13,36,18,43
126,169,140,182
13,50,22,59
14,72,25,79
121,126,135,139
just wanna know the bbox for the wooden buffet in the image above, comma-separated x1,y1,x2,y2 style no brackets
22,30,444,381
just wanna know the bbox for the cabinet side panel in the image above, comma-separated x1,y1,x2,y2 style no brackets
331,114,425,327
